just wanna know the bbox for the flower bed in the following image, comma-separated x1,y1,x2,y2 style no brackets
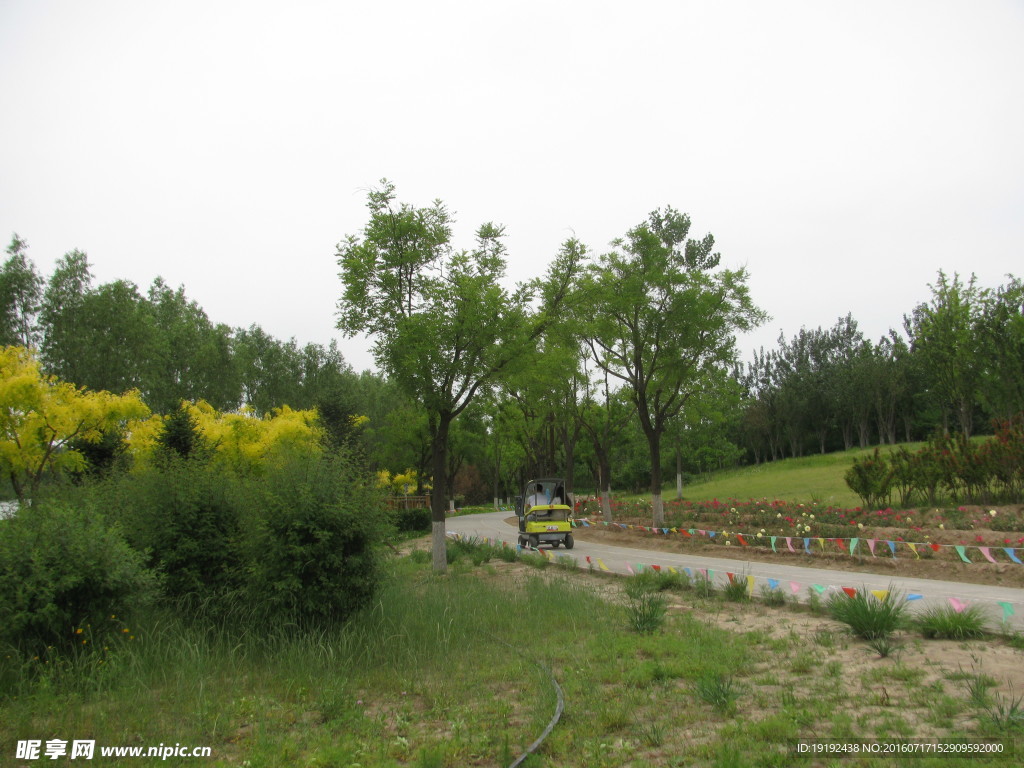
572,498,1024,581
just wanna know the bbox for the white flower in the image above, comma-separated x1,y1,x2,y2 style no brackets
989,510,998,517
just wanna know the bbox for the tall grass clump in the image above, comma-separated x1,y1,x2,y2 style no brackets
916,604,988,640
695,673,739,715
759,585,786,607
693,574,717,599
722,577,750,602
626,591,667,634
826,586,907,639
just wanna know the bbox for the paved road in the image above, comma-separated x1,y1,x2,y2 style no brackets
445,510,1024,632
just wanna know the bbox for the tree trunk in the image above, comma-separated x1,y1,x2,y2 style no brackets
959,397,973,438
675,444,683,500
601,485,612,522
645,428,665,527
430,413,452,573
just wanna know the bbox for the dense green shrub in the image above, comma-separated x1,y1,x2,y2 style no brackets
243,451,388,624
392,505,431,533
846,418,1024,508
101,458,246,603
0,502,156,652
844,448,893,509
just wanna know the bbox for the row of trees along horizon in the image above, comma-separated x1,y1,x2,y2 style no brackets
3,184,1023,548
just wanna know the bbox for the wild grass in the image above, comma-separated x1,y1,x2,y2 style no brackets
866,635,901,658
695,673,740,715
983,687,1024,734
916,604,988,639
3,548,1019,766
722,577,750,602
624,569,687,598
625,591,668,634
826,585,908,639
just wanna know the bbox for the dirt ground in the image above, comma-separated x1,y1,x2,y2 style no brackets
458,554,1024,741
568,521,1024,589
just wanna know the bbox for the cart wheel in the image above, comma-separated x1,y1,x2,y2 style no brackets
564,534,574,550
518,535,525,547
551,540,560,549
528,534,539,549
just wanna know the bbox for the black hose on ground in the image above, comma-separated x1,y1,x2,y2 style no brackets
482,631,565,768
508,659,564,768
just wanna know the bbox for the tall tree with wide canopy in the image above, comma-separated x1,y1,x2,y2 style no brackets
336,180,584,571
577,207,766,527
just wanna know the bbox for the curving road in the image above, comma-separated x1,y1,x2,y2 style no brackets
445,510,1024,632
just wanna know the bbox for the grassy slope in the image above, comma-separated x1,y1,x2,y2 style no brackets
671,444,925,508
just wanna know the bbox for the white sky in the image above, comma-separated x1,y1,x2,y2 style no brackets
2,0,1022,373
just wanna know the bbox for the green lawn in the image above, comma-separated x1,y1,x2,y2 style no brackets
673,445,928,508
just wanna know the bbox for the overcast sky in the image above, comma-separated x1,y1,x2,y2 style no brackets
2,0,1022,373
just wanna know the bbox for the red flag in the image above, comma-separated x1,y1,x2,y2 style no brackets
842,587,857,598
727,572,735,584
736,534,748,546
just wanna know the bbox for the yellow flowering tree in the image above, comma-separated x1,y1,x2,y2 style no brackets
0,346,150,503
127,399,326,473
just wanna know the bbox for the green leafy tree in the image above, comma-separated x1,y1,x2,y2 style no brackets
336,180,583,571
577,207,766,526
79,279,155,394
146,278,240,413
38,249,93,385
905,271,985,437
0,234,43,349
976,276,1024,422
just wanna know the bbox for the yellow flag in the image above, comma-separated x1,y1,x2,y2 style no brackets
746,574,755,595
597,559,611,572
871,590,889,602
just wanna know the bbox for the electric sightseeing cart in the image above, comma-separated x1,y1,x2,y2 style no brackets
515,477,574,549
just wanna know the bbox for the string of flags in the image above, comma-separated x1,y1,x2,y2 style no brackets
444,532,1021,626
572,518,1024,565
